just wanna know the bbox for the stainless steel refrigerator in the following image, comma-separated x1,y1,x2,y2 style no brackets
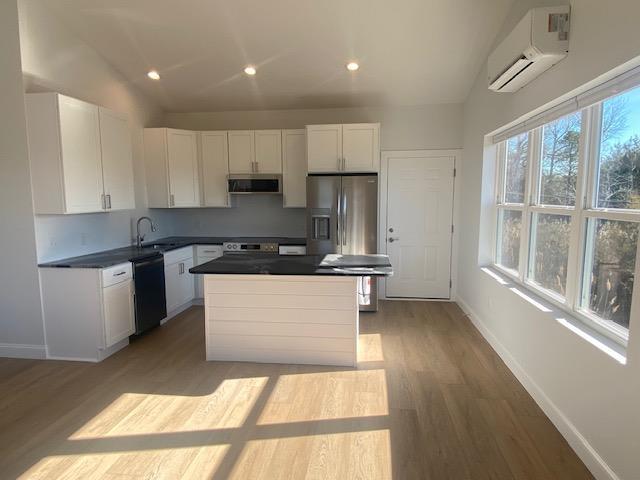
306,174,378,311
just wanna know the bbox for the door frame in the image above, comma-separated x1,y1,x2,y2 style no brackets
378,149,462,301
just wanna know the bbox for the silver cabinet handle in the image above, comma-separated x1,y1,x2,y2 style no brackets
255,161,259,173
337,157,341,171
113,271,126,276
101,194,106,210
106,194,112,209
342,158,346,171
169,194,175,207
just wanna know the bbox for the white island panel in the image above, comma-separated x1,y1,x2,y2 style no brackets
204,275,358,367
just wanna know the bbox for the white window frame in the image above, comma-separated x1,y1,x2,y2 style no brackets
492,97,640,346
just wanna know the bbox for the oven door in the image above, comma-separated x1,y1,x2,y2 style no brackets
228,174,282,194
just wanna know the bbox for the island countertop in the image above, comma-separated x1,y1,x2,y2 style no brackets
189,253,392,277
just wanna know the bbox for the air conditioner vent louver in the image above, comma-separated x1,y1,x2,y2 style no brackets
487,6,570,93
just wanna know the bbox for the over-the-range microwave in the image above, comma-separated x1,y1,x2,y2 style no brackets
228,174,282,194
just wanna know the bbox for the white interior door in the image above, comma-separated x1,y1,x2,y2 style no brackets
385,153,455,299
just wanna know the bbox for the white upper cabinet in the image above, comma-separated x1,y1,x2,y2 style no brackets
282,129,307,208
167,130,199,207
228,130,255,174
254,130,282,174
307,123,380,173
200,131,230,207
342,123,380,172
144,128,200,208
306,124,343,173
99,107,135,211
26,93,106,214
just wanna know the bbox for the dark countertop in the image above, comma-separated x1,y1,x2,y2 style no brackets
38,236,306,269
189,254,392,277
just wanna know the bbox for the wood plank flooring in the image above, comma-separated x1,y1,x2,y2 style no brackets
0,301,593,479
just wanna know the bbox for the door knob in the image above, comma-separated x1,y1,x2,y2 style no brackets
388,237,399,243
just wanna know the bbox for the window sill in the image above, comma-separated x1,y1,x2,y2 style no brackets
480,266,627,365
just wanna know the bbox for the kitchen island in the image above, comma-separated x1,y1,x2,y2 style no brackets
190,254,392,367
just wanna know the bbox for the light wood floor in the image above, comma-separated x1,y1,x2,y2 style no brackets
0,301,593,480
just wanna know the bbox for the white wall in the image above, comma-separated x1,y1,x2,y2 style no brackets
18,0,170,263
458,1,640,479
0,0,45,356
164,104,463,237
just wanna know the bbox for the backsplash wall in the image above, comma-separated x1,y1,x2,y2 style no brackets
163,195,306,238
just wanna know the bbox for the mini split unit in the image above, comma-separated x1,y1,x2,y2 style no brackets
488,6,570,93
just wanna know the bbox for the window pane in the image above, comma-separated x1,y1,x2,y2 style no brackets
530,214,571,297
540,112,581,206
584,219,638,330
497,209,522,271
505,134,529,203
597,86,640,209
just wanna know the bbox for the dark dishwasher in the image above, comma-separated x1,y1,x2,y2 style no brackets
132,254,167,335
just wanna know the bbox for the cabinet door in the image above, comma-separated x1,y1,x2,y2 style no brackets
342,123,380,172
201,132,230,207
195,248,223,298
282,129,307,207
99,108,135,210
306,124,342,173
58,95,104,213
255,130,282,173
167,129,200,207
102,280,134,348
228,131,255,174
165,258,195,312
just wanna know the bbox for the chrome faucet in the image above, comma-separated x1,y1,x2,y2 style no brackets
136,216,156,248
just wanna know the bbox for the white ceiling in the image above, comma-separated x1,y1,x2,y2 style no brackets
42,0,513,112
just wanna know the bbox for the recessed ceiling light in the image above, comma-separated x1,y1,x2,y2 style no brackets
346,62,360,71
244,66,257,76
147,70,160,80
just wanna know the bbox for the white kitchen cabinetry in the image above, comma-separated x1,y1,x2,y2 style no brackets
228,130,255,174
254,130,282,173
306,123,380,173
144,128,200,208
194,245,224,298
228,129,283,174
282,129,307,207
39,263,135,362
26,93,135,214
164,247,195,314
200,131,230,207
99,108,135,210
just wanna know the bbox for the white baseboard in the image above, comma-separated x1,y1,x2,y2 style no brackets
161,299,200,325
0,343,47,359
455,296,619,480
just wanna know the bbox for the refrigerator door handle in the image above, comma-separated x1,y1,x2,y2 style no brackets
342,189,347,245
336,189,342,245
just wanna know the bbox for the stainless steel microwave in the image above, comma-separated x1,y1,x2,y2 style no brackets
227,174,282,194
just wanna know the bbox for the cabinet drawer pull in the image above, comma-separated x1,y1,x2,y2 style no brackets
113,271,126,276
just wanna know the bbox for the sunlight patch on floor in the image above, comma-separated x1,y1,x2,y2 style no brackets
20,444,230,480
228,430,392,480
358,333,385,362
257,369,388,425
69,376,268,439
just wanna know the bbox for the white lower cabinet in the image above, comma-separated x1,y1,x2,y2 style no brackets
39,263,135,362
164,247,195,313
194,245,224,298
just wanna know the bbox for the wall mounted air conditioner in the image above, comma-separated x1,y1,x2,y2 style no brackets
488,6,570,93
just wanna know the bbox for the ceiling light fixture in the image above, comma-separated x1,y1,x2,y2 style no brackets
346,62,360,71
147,70,160,80
244,66,257,76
